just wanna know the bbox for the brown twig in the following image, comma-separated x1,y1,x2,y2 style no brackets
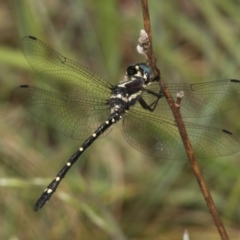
140,1,229,239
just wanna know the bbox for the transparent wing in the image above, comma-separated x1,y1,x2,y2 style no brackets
21,36,112,98
122,103,240,160
143,79,240,117
13,86,111,141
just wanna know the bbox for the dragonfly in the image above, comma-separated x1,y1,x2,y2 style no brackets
13,36,240,211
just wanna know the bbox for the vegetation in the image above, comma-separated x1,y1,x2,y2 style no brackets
1,0,240,239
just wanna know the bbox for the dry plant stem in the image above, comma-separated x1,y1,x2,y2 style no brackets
162,91,229,240
140,0,158,77
140,1,229,239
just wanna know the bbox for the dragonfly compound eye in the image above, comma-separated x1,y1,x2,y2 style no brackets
126,65,138,76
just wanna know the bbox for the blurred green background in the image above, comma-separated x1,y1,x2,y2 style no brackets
1,0,240,239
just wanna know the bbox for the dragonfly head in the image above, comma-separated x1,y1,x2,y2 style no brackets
126,63,154,85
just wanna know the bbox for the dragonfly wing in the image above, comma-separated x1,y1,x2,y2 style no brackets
21,36,112,98
13,85,111,140
122,103,240,160
143,79,240,117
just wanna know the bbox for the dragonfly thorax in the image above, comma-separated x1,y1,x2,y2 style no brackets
109,64,153,114
109,81,142,114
